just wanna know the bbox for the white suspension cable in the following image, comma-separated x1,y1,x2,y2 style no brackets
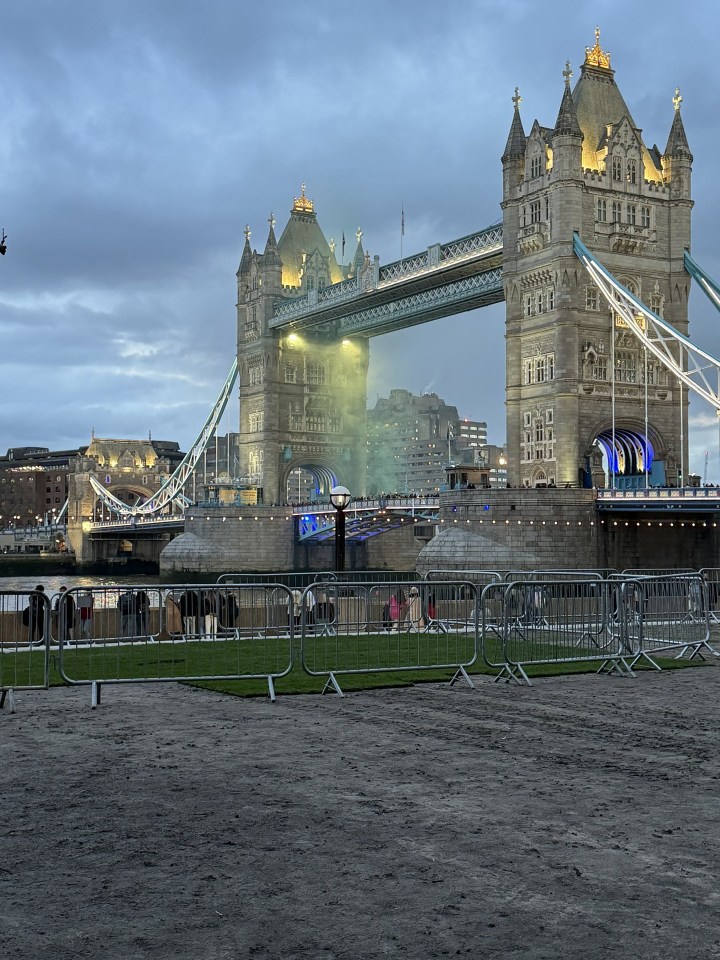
574,234,720,413
90,358,239,517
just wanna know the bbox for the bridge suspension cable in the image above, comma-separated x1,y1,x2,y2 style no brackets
90,358,239,517
684,250,720,313
573,233,720,413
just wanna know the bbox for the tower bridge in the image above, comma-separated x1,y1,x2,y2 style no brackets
68,30,720,572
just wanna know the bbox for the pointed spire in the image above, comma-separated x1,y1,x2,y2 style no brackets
237,223,252,275
502,87,526,161
553,64,582,139
263,211,280,262
349,226,365,277
664,88,692,160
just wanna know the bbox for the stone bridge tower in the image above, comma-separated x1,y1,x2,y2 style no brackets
502,30,692,488
236,188,369,503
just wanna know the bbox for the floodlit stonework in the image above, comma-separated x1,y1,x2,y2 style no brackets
502,32,692,489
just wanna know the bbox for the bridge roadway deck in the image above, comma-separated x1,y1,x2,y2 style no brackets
4,666,719,959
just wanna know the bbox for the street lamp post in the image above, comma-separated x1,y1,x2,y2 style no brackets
330,485,352,572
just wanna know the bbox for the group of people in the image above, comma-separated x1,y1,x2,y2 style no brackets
164,589,239,638
382,587,434,632
23,584,93,644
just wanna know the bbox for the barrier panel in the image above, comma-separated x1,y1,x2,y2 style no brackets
483,579,628,684
58,583,294,703
503,569,609,582
217,570,422,588
0,590,52,712
698,568,720,624
622,576,718,666
300,580,478,695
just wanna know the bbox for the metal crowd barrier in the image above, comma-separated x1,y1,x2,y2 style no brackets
481,579,627,684
57,583,295,703
621,576,718,666
698,568,720,624
0,590,52,712
300,580,478,696
503,569,608,582
217,570,422,588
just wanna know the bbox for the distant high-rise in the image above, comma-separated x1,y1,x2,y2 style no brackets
366,389,460,495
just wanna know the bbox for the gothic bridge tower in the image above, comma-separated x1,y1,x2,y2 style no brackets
236,187,369,503
502,30,692,488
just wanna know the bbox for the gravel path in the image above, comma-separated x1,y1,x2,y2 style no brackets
2,664,719,959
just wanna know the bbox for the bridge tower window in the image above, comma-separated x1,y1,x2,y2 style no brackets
612,156,623,181
586,286,599,311
641,206,651,229
612,201,622,223
615,351,637,383
530,200,541,224
626,203,636,225
596,198,607,222
627,158,637,184
531,154,542,179
307,361,326,385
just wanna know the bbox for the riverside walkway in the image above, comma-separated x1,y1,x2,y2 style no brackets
3,664,718,959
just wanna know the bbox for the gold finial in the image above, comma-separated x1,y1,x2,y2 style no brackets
292,183,314,214
356,226,363,244
585,26,611,69
512,86,522,108
268,212,276,230
563,60,573,87
673,87,683,111
244,224,251,242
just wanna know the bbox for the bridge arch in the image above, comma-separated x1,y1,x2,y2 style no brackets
282,459,342,503
584,419,670,489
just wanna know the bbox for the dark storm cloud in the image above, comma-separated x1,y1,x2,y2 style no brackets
0,0,718,473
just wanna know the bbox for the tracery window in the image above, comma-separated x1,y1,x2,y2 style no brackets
306,361,326,385
612,156,623,181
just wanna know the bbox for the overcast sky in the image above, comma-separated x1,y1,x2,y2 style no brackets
2,1,720,477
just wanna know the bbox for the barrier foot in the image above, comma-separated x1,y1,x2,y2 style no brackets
266,676,276,703
91,681,102,709
597,657,635,678
675,640,720,661
322,673,344,697
629,652,661,672
493,664,532,686
0,688,16,713
449,665,475,689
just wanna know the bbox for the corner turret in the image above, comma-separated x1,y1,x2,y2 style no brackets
663,88,693,202
501,88,526,196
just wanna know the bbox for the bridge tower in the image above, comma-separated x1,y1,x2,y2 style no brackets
236,188,369,503
502,31,693,488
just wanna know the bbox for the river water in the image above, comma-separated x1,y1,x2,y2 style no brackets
0,573,161,594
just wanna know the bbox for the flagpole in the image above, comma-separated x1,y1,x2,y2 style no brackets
400,203,404,260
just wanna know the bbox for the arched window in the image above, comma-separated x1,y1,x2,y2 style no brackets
627,158,637,184
612,155,623,181
307,361,326,385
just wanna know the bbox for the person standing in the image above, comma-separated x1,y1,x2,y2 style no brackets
76,592,94,640
136,590,150,636
27,584,46,643
405,587,425,631
53,586,75,643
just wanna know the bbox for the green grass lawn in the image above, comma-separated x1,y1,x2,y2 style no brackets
0,629,705,698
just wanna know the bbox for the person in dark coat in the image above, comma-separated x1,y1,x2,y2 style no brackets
28,584,46,643
53,586,75,643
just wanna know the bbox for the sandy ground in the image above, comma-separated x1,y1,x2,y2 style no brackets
2,665,720,960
